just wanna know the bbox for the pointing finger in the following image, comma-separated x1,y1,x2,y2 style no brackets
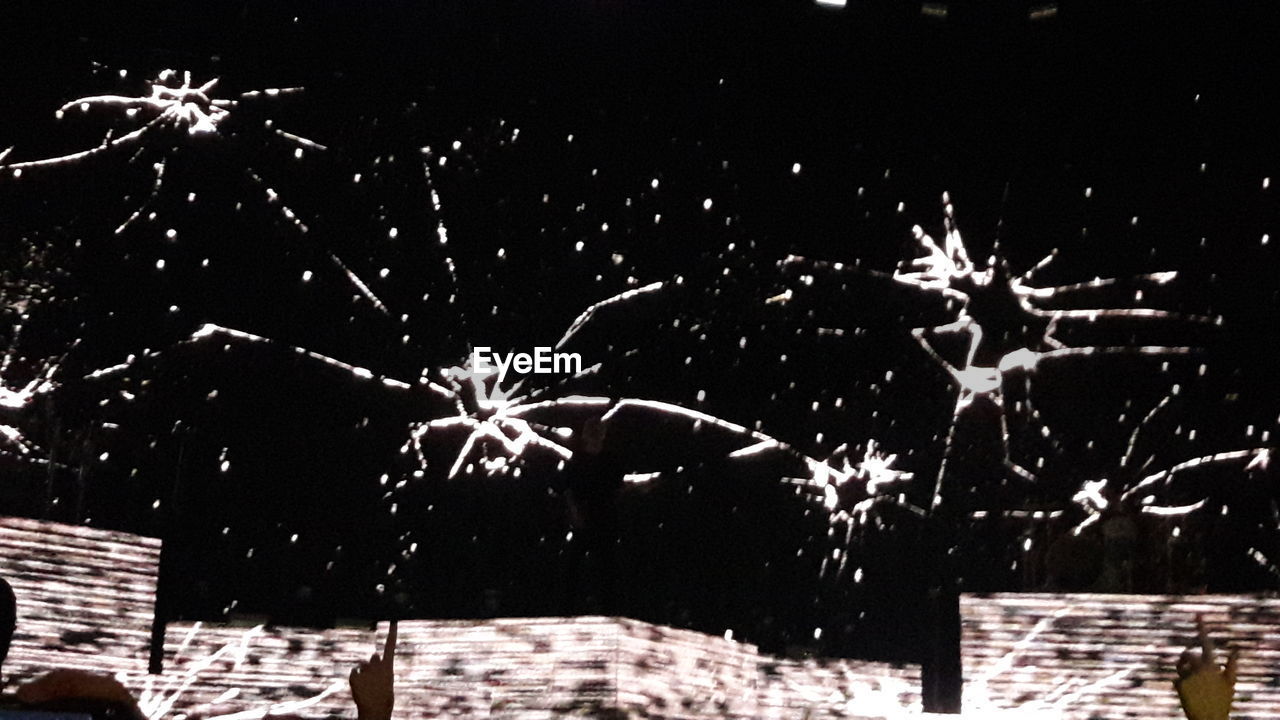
384,620,398,665
1197,614,1215,664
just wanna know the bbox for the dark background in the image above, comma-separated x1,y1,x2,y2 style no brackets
0,0,1278,665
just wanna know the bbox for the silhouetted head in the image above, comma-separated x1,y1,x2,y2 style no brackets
1,575,15,669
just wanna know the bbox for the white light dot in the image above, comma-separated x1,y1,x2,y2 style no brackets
379,268,390,278
451,140,462,150
155,259,166,270
703,198,713,211
651,178,660,189
791,163,802,175
389,227,398,239
302,270,313,282
575,241,585,252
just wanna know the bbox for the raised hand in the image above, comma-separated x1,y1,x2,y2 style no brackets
350,620,397,720
1175,615,1238,720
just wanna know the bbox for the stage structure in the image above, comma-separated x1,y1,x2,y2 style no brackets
961,594,1280,719
4,517,1276,719
1,517,918,719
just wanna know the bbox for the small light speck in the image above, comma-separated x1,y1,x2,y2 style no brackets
155,259,165,270
703,198,713,211
791,162,802,175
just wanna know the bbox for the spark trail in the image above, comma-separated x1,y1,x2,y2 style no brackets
781,192,1219,515
0,67,390,314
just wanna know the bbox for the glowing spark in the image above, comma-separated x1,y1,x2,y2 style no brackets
0,69,386,312
783,193,1218,514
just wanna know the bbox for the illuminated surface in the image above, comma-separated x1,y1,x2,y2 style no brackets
1,517,920,719
9,517,1280,719
0,517,159,678
961,593,1280,720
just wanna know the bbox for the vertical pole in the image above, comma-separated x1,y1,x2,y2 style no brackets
921,584,963,713
149,433,186,674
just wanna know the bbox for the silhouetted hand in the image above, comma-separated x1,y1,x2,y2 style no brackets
350,620,396,720
1175,615,1238,720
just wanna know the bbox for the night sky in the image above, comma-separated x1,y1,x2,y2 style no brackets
1,1,1278,665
